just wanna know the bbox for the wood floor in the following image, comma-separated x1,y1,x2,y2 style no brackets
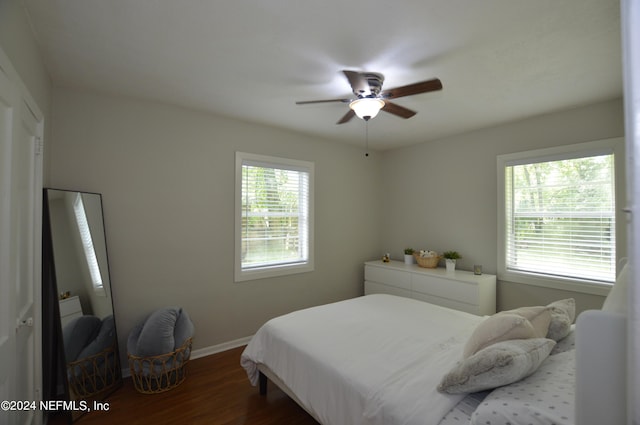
50,346,319,425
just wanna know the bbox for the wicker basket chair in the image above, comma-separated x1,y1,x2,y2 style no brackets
67,344,119,398
63,314,120,399
127,307,195,394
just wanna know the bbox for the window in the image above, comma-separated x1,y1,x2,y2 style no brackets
498,139,619,294
73,193,106,296
235,152,314,281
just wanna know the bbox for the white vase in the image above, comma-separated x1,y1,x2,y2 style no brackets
445,259,456,272
404,254,414,265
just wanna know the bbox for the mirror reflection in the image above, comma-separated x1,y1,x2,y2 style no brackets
44,189,121,422
48,190,113,320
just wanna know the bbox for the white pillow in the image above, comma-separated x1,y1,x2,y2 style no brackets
438,338,556,394
471,350,575,425
602,263,629,316
505,305,552,337
463,307,551,359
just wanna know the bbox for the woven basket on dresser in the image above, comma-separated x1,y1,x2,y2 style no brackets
413,253,441,268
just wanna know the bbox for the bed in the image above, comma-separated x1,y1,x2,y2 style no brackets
241,267,628,425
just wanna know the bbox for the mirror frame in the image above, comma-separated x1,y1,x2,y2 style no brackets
42,188,122,423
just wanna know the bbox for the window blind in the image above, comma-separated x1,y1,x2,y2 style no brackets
240,160,310,270
73,193,106,294
505,153,615,283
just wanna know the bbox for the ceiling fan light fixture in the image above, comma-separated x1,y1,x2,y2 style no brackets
349,98,385,120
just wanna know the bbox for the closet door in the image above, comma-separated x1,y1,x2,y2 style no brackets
0,49,44,425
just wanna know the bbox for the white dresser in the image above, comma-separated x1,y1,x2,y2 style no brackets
59,295,83,328
364,260,496,315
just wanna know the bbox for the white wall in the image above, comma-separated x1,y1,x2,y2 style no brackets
51,89,624,360
50,88,382,358
380,99,625,313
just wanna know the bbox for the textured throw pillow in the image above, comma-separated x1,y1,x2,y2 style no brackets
463,312,539,359
503,306,552,338
470,350,575,425
438,338,556,394
546,298,575,341
550,326,575,355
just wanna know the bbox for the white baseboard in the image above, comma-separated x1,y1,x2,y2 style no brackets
121,335,253,378
191,336,253,359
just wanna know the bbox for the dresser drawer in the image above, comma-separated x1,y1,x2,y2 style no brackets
411,292,481,315
365,281,413,298
411,274,479,305
365,265,411,291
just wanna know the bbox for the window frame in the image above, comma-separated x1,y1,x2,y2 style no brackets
497,138,621,296
234,152,314,282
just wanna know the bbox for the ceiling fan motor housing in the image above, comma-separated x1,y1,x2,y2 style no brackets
357,72,384,98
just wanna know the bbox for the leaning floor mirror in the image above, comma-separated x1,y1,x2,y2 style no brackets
42,189,122,423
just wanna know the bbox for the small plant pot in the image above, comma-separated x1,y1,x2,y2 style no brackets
445,259,457,272
404,254,414,265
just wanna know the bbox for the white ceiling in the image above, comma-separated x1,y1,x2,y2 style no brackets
23,0,622,151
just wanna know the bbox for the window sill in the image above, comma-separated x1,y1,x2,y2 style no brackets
234,263,314,282
498,270,612,297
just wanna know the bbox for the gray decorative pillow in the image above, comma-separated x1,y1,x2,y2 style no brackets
63,315,102,362
438,338,556,394
77,315,116,359
470,350,575,425
173,309,195,349
135,307,181,357
546,298,575,341
550,326,575,355
126,322,144,356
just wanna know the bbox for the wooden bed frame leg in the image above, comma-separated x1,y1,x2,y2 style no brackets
259,371,267,395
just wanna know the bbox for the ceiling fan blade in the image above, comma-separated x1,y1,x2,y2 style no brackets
337,109,356,124
381,101,417,119
296,98,351,105
343,70,372,97
380,78,442,100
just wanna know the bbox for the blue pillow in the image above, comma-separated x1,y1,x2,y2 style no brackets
174,309,195,349
127,322,144,356
63,315,102,362
135,307,180,357
77,315,116,360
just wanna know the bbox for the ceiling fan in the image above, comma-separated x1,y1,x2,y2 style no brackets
296,70,443,124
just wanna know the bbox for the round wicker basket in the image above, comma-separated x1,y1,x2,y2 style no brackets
128,337,193,394
413,253,441,268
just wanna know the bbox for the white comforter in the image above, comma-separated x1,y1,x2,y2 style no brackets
241,294,484,425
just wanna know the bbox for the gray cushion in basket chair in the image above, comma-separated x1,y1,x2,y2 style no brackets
63,315,102,362
127,306,195,358
64,314,119,395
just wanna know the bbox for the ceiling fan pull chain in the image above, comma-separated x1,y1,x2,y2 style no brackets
365,120,369,157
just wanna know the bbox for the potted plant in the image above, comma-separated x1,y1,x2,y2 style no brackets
404,248,415,265
443,251,461,272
